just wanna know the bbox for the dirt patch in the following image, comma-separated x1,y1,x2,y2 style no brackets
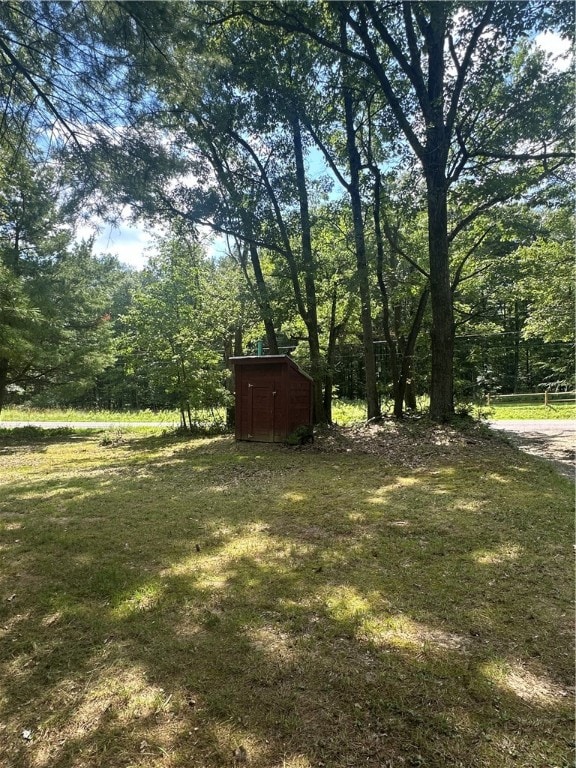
300,419,498,469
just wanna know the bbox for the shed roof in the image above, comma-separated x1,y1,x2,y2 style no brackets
229,355,313,382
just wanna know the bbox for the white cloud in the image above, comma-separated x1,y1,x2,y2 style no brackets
534,31,572,72
76,218,163,270
95,224,158,269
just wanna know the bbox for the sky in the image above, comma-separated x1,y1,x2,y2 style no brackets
76,217,166,270
75,215,227,270
81,30,571,272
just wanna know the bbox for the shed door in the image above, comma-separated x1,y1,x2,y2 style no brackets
246,381,277,441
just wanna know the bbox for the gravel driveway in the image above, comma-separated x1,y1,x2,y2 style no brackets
489,419,575,480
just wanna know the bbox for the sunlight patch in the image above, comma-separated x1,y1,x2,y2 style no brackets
282,492,306,502
0,611,31,641
473,544,523,565
208,723,264,767
166,531,292,586
33,664,173,765
275,756,314,767
480,659,571,705
367,477,419,504
41,611,62,627
112,581,164,618
323,585,372,622
361,615,470,653
485,473,509,484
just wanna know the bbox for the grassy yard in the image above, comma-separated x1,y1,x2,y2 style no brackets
0,424,573,768
486,403,575,420
0,407,182,424
2,398,574,426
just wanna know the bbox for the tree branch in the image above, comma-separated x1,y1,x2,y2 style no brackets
337,4,426,162
302,119,350,192
451,229,491,291
382,218,430,279
0,34,84,150
445,4,494,136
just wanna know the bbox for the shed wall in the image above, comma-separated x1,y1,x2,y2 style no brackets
232,356,312,442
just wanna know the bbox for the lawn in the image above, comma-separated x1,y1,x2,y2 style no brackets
0,407,182,424
0,423,573,768
2,398,574,426
487,403,575,420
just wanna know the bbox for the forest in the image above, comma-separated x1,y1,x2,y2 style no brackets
0,1,573,426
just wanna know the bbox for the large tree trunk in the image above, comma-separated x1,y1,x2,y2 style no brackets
427,176,454,421
425,5,454,422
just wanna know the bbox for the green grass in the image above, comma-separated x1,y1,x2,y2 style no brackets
487,402,575,420
0,425,573,768
332,398,576,423
331,398,368,425
0,406,181,423
0,406,230,426
3,396,573,427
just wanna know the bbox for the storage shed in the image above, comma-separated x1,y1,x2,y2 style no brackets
230,355,313,443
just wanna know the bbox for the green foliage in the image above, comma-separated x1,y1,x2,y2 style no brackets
517,210,574,344
120,233,236,425
0,147,126,410
0,1,573,419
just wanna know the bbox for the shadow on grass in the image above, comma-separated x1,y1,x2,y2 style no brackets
0,434,573,768
0,427,96,451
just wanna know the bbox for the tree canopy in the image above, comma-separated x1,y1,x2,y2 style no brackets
0,1,573,421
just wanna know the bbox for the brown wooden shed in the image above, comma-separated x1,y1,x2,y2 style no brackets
230,355,313,443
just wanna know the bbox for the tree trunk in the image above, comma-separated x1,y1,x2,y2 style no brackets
401,286,429,414
404,380,417,411
0,357,9,413
323,287,340,424
393,292,428,418
424,6,455,422
513,300,521,392
372,169,402,415
426,175,455,422
224,327,243,428
247,242,279,354
291,111,326,423
340,19,380,422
